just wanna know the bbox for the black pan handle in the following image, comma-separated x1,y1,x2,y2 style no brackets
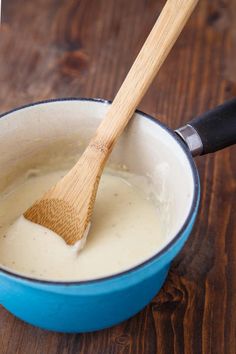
176,98,236,156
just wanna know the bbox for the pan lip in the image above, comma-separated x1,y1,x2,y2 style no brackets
0,97,200,287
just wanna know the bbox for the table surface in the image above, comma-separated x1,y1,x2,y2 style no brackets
0,1,236,353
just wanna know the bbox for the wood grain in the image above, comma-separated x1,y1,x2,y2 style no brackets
0,0,236,353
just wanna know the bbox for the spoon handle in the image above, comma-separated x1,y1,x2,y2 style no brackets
94,0,198,151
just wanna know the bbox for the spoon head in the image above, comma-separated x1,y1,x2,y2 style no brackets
24,143,106,245
24,199,89,245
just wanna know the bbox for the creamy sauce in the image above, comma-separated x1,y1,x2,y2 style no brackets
0,168,164,281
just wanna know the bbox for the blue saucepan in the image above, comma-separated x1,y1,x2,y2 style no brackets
0,98,235,332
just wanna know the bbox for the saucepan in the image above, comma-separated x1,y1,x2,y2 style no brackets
0,98,235,332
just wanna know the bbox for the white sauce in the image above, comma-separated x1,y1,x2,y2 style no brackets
0,168,165,281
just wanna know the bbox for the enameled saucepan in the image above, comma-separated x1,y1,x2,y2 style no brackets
0,98,235,333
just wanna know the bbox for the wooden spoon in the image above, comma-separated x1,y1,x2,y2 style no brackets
24,0,198,245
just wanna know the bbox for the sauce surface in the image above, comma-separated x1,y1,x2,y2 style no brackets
0,168,164,281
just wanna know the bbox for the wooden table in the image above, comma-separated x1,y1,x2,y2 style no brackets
0,1,235,353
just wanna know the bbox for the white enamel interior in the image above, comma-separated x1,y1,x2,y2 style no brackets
0,100,195,266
